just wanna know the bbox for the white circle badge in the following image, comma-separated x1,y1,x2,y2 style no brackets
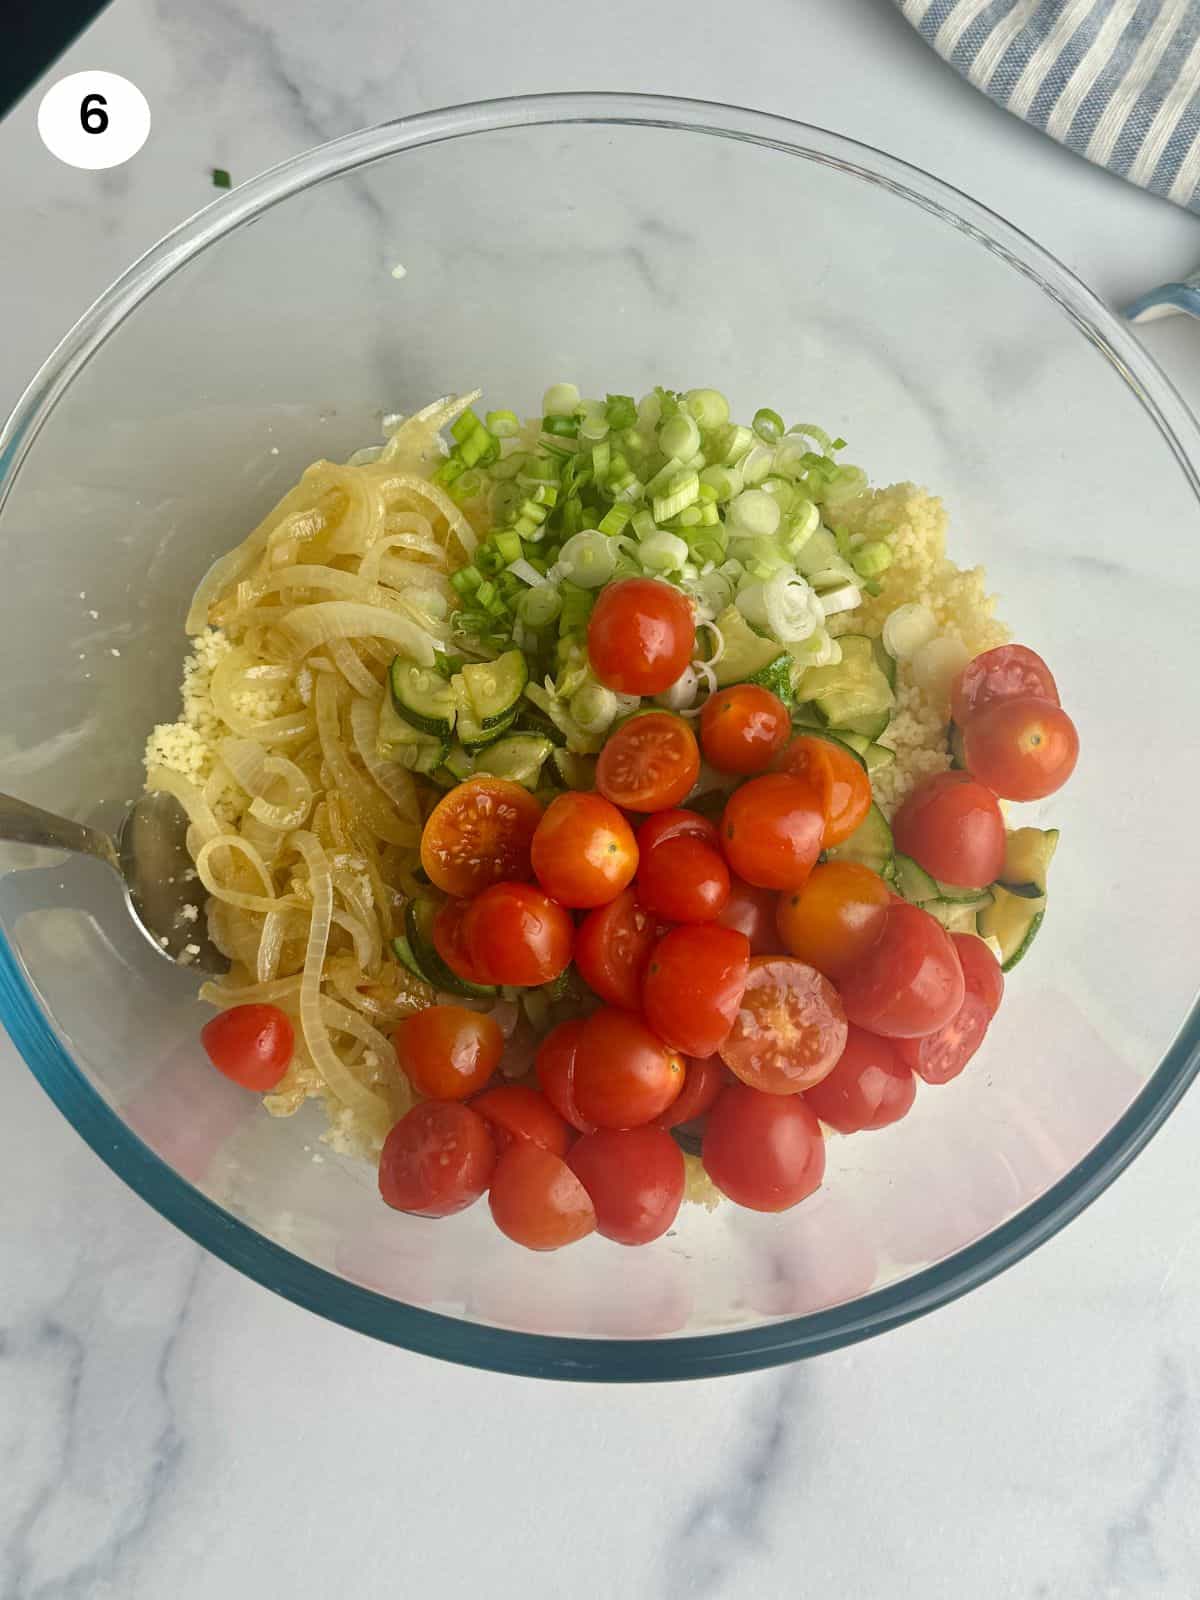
37,72,151,171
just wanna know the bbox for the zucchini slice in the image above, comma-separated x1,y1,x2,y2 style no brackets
476,734,554,788
711,606,787,688
892,853,939,904
443,743,477,781
871,635,897,690
999,826,1059,899
925,892,994,933
825,801,893,876
977,885,1045,971
746,652,796,704
389,656,458,738
452,674,513,752
808,730,867,771
403,898,497,998
377,697,447,774
552,749,598,790
515,704,568,747
796,636,894,732
823,729,894,772
461,649,529,729
863,742,895,773
392,934,435,990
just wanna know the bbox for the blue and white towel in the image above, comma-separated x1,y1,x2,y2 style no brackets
896,1,1200,214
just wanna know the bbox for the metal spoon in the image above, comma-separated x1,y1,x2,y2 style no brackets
0,789,229,975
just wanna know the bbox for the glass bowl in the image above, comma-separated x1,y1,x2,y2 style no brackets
3,94,1199,1381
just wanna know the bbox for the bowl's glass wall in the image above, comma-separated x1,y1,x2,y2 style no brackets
3,107,1199,1362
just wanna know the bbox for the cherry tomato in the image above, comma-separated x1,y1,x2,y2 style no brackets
200,1003,294,1091
838,902,965,1039
636,808,719,854
720,772,825,891
378,1100,495,1217
567,1125,686,1245
573,888,660,1011
394,1004,502,1100
471,1084,570,1157
488,1142,597,1250
636,834,730,923
431,898,495,986
463,881,573,987
717,876,782,955
572,1007,686,1129
775,860,891,979
656,1056,727,1131
962,696,1079,801
642,924,750,1058
892,771,1006,889
898,991,991,1085
596,711,700,813
802,1025,915,1133
530,791,638,909
587,577,696,696
719,956,847,1094
775,735,872,848
951,932,1004,1018
951,643,1060,727
702,1084,826,1213
420,777,542,898
535,1019,594,1133
700,684,791,774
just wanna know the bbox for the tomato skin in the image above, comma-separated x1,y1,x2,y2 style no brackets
432,899,495,986
394,1004,502,1100
596,711,700,812
471,1084,570,1157
573,888,660,1011
951,933,1004,1018
803,1025,915,1133
962,696,1079,801
463,882,573,987
721,773,825,891
636,808,719,854
567,1125,686,1245
720,956,848,1095
420,777,542,898
534,1019,595,1133
951,644,1060,727
636,835,731,923
378,1101,496,1217
898,991,991,1085
572,1008,686,1129
530,791,638,909
775,736,872,848
700,684,791,775
656,1056,727,1131
488,1142,597,1250
587,577,696,696
838,902,966,1039
717,876,782,955
702,1085,826,1213
642,924,751,1058
201,1003,294,1091
775,861,891,979
892,771,1006,889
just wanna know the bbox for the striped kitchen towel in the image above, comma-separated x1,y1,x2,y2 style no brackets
895,1,1200,212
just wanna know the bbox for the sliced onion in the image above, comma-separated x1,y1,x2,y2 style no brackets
282,601,436,663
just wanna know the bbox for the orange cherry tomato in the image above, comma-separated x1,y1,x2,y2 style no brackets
587,577,696,696
420,777,542,897
636,808,719,854
702,1084,826,1213
488,1142,597,1250
951,643,1060,727
775,735,872,848
838,902,965,1039
700,684,791,775
719,956,848,1095
962,696,1079,801
720,772,825,891
531,791,638,909
774,860,892,979
656,1055,727,1131
717,876,783,955
636,834,731,923
431,898,495,986
394,1004,502,1100
596,711,700,813
463,882,573,987
892,771,1006,888
472,1083,570,1157
567,1125,686,1245
573,887,660,1012
378,1101,496,1217
642,924,750,1058
201,1003,294,1091
534,1019,595,1133
803,1025,916,1133
572,1007,686,1129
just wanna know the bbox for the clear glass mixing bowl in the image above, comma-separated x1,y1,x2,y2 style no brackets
3,94,1199,1380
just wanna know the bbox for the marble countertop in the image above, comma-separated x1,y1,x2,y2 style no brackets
4,2,1200,1595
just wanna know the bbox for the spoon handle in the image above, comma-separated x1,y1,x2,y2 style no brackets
0,792,119,871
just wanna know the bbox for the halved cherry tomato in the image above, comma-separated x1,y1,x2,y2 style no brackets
394,1004,502,1100
432,898,495,986
534,1019,594,1133
775,735,872,848
702,1084,826,1212
378,1100,496,1217
201,1003,294,1091
775,860,891,979
951,643,1060,727
419,777,542,898
656,1056,727,1131
530,791,638,909
719,956,847,1094
720,772,825,891
488,1142,597,1250
717,876,782,955
892,771,1006,889
596,711,700,812
898,991,991,1085
803,1025,915,1133
573,888,660,1011
642,924,750,1058
700,684,791,775
463,882,573,987
587,577,696,696
636,808,719,854
636,835,730,923
567,1125,686,1245
471,1084,570,1157
571,1008,685,1129
962,696,1079,801
838,901,965,1039
951,932,1004,1018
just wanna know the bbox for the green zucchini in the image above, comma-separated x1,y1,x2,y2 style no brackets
871,636,897,690
552,749,597,790
443,743,476,781
452,675,513,752
476,734,554,788
791,702,825,731
978,885,1045,971
823,729,892,773
515,704,568,747
892,853,938,904
808,730,867,771
933,877,993,904
863,742,895,773
999,827,1059,899
377,697,447,774
392,934,435,989
926,896,993,934
389,655,458,738
461,649,529,728
712,606,787,688
796,635,894,732
825,801,893,876
403,898,497,998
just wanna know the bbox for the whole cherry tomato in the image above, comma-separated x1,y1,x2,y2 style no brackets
567,1125,686,1245
378,1101,496,1217
951,643,1060,727
962,696,1079,801
838,902,965,1039
775,735,872,848
531,790,638,909
596,711,700,812
488,1142,597,1250
775,860,891,979
892,771,1006,889
573,888,660,1011
803,1026,916,1133
720,773,825,891
636,834,731,923
394,1004,502,1100
700,684,791,774
587,577,696,696
419,777,542,898
636,808,720,854
463,882,573,987
719,956,848,1094
642,924,750,1057
702,1084,826,1213
201,1004,294,1091
572,1007,686,1128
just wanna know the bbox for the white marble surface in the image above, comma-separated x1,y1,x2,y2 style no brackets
3,2,1200,1595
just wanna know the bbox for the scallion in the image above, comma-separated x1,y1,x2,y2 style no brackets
486,409,520,438
604,394,637,430
598,504,632,537
658,412,701,462
683,388,730,430
753,407,785,443
543,383,581,416
653,470,700,523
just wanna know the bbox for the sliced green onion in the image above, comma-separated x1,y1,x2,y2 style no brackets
451,411,481,445
639,530,689,574
592,439,611,480
558,582,595,633
486,409,520,438
598,504,631,537
517,585,562,627
853,540,893,579
578,403,610,443
653,470,700,523
787,421,836,453
740,444,774,486
718,424,754,464
699,463,742,503
753,407,785,443
542,414,580,438
475,579,498,609
658,411,701,462
475,544,504,577
558,530,618,589
632,509,658,542
698,502,720,526
683,388,730,431
451,566,482,595
728,488,782,538
434,456,466,486
493,528,523,564
644,457,685,498
605,394,637,430
543,383,581,416
570,682,620,735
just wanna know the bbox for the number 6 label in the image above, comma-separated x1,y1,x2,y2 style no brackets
38,72,151,170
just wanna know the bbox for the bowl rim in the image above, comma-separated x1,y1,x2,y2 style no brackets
3,91,1199,1380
